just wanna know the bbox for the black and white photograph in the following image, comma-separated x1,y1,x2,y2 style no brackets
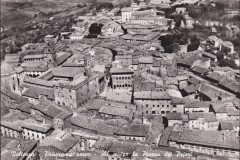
0,0,240,159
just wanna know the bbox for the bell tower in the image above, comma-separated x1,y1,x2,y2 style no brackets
44,35,56,69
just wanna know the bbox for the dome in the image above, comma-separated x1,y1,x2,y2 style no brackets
1,61,15,76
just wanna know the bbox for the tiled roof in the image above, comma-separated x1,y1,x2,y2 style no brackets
159,127,174,147
23,76,57,88
1,121,22,131
40,131,78,153
16,101,32,114
121,33,160,41
115,124,150,137
187,77,202,85
110,67,134,74
138,56,153,64
1,138,38,160
83,99,105,111
167,68,179,77
134,91,171,100
219,78,240,94
15,67,24,73
166,113,183,120
185,101,211,108
21,121,53,133
0,87,26,104
54,112,72,120
56,52,72,66
99,105,133,118
66,74,98,90
152,59,170,67
32,100,63,119
206,72,225,83
22,86,54,100
188,112,217,122
132,10,153,16
1,62,15,75
51,67,84,78
121,7,132,12
169,129,239,150
23,54,45,59
199,83,234,100
219,121,234,130
71,115,118,135
182,84,199,93
171,97,185,104
191,66,209,74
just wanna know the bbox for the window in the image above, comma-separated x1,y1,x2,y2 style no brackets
161,111,165,114
167,105,169,108
146,104,148,107
157,105,159,107
153,105,155,107
162,105,164,107
69,90,71,92
116,77,118,80
173,105,176,108
146,110,148,114
152,111,156,114
62,102,65,106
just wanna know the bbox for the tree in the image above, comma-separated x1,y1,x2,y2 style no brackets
87,23,104,38
187,35,200,52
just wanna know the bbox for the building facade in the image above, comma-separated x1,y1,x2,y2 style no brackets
110,67,134,90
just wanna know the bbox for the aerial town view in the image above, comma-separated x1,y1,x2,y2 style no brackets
0,0,239,159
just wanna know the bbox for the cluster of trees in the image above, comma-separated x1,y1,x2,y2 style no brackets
96,3,113,11
159,31,200,53
188,2,225,20
217,47,238,69
86,23,104,38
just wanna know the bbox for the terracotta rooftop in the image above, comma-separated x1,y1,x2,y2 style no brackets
110,67,134,74
134,91,171,100
99,105,133,118
169,129,239,150
115,124,150,137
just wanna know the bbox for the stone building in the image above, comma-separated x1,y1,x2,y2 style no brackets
1,121,22,139
115,124,150,142
54,74,99,108
134,91,184,116
115,55,133,67
110,67,134,90
21,121,53,142
121,7,132,22
169,130,240,159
